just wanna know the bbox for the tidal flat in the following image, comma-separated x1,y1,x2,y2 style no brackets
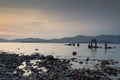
0,51,120,80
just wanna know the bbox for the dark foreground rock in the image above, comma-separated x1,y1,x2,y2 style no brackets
0,52,119,80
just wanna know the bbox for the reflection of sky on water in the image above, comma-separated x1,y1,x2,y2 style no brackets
0,43,120,67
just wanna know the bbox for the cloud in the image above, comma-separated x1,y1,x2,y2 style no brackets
0,0,120,39
27,21,45,27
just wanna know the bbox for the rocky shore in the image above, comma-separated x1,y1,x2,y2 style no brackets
0,52,120,80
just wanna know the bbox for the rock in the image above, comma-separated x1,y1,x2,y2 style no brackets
46,55,55,60
103,66,118,76
0,51,118,80
35,49,39,51
40,55,45,60
72,51,77,56
31,53,40,59
86,57,90,62
79,61,83,64
117,78,120,80
71,58,76,61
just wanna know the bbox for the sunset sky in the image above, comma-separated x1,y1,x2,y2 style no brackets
0,0,120,39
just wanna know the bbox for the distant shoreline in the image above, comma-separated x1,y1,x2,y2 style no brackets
0,35,120,43
0,42,119,44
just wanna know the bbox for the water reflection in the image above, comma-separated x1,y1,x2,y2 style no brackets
89,48,97,58
105,49,107,53
0,43,119,61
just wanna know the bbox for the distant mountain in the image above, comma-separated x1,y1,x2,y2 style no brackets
57,35,120,43
0,38,8,42
10,38,47,42
0,35,120,43
57,35,93,43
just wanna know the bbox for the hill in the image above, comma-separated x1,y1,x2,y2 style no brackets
0,35,120,43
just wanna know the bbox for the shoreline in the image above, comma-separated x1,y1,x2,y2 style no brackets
0,52,120,80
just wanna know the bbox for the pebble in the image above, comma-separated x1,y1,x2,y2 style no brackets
0,52,119,80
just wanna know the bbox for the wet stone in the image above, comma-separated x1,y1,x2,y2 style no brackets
72,51,77,56
0,52,119,80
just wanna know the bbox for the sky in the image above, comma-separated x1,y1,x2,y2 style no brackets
0,0,120,39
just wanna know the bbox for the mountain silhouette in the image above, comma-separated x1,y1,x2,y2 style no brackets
0,35,120,43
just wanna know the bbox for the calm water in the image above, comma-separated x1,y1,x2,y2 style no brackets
0,43,120,78
0,43,120,63
1,43,119,79
0,43,120,61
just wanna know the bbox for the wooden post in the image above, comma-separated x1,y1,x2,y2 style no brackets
105,42,107,49
77,43,80,46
